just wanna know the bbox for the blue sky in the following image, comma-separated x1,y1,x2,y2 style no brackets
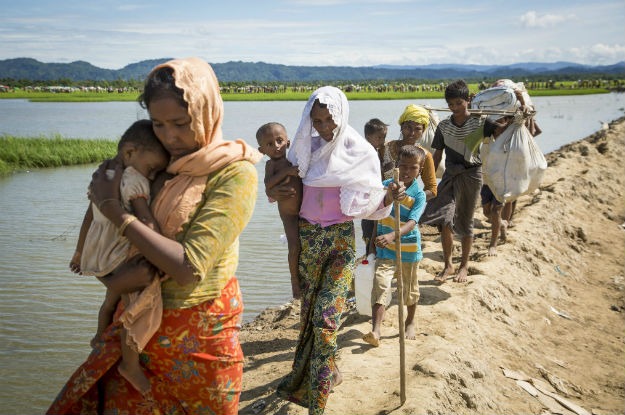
1,0,623,69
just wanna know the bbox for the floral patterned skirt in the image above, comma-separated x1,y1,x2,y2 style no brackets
276,220,355,415
46,277,244,415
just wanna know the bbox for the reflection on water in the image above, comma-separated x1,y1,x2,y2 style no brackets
0,94,624,413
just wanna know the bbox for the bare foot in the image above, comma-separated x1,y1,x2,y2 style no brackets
362,331,380,347
332,366,343,389
434,267,454,284
118,360,151,396
453,267,469,283
487,245,498,256
405,322,416,340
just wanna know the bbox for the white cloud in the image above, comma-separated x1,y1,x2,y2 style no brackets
587,43,625,64
520,11,576,28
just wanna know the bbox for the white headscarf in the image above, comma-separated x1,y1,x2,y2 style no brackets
287,86,387,218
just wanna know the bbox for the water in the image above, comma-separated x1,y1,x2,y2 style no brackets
0,94,624,413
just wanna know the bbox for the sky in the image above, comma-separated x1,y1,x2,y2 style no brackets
1,0,624,70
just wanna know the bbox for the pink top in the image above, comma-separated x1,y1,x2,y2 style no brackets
300,185,352,227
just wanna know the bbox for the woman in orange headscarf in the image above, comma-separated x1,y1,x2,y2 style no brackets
47,57,262,415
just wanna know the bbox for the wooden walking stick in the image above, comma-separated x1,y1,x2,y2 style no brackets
392,168,406,406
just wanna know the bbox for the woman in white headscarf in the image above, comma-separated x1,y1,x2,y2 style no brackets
272,86,400,414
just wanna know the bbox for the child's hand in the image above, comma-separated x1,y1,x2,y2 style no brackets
69,251,82,274
287,165,300,176
375,233,394,249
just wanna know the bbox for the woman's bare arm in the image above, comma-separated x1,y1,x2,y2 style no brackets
90,160,197,288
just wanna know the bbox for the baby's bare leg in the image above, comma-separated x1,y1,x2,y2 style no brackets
93,288,120,347
280,209,301,299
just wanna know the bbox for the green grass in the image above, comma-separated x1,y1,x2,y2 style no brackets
0,135,117,176
0,91,140,102
0,83,614,102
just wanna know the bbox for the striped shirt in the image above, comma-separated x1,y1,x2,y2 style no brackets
432,115,496,167
376,178,426,263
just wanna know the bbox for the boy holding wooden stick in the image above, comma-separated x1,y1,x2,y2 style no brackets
362,145,427,346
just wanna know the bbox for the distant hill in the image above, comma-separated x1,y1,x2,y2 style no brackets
1,58,623,83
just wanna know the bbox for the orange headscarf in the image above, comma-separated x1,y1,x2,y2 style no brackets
150,57,262,238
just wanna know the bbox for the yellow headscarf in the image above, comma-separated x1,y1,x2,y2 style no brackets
398,104,429,129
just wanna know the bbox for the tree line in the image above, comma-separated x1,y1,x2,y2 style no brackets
2,77,624,95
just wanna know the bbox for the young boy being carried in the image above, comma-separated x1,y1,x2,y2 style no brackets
363,145,427,347
256,122,303,299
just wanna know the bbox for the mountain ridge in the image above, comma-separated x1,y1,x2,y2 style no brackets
1,57,623,83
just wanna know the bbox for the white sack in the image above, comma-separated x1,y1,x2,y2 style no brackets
482,115,547,203
417,108,445,178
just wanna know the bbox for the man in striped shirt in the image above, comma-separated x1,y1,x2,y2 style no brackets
419,79,500,284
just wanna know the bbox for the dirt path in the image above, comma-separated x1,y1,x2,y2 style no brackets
238,117,625,415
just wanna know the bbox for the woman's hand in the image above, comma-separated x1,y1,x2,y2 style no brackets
391,181,406,201
384,181,406,205
266,176,298,202
89,158,123,217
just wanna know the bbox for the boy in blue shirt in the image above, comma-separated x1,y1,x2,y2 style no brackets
362,145,427,347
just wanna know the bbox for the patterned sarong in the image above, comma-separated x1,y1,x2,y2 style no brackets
276,220,355,415
46,277,244,415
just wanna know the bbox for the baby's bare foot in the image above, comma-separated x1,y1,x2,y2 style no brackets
118,361,151,396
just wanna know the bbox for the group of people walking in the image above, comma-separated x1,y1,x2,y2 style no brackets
47,57,531,415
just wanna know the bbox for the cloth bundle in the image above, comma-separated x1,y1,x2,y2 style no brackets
481,114,547,203
471,85,520,120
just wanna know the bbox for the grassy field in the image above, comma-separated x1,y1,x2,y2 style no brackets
0,135,116,176
0,82,613,102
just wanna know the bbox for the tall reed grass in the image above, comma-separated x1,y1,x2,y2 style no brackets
0,135,116,176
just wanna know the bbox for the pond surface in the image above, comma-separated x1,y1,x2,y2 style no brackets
0,93,623,413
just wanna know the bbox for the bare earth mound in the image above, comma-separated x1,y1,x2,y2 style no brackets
238,117,625,415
